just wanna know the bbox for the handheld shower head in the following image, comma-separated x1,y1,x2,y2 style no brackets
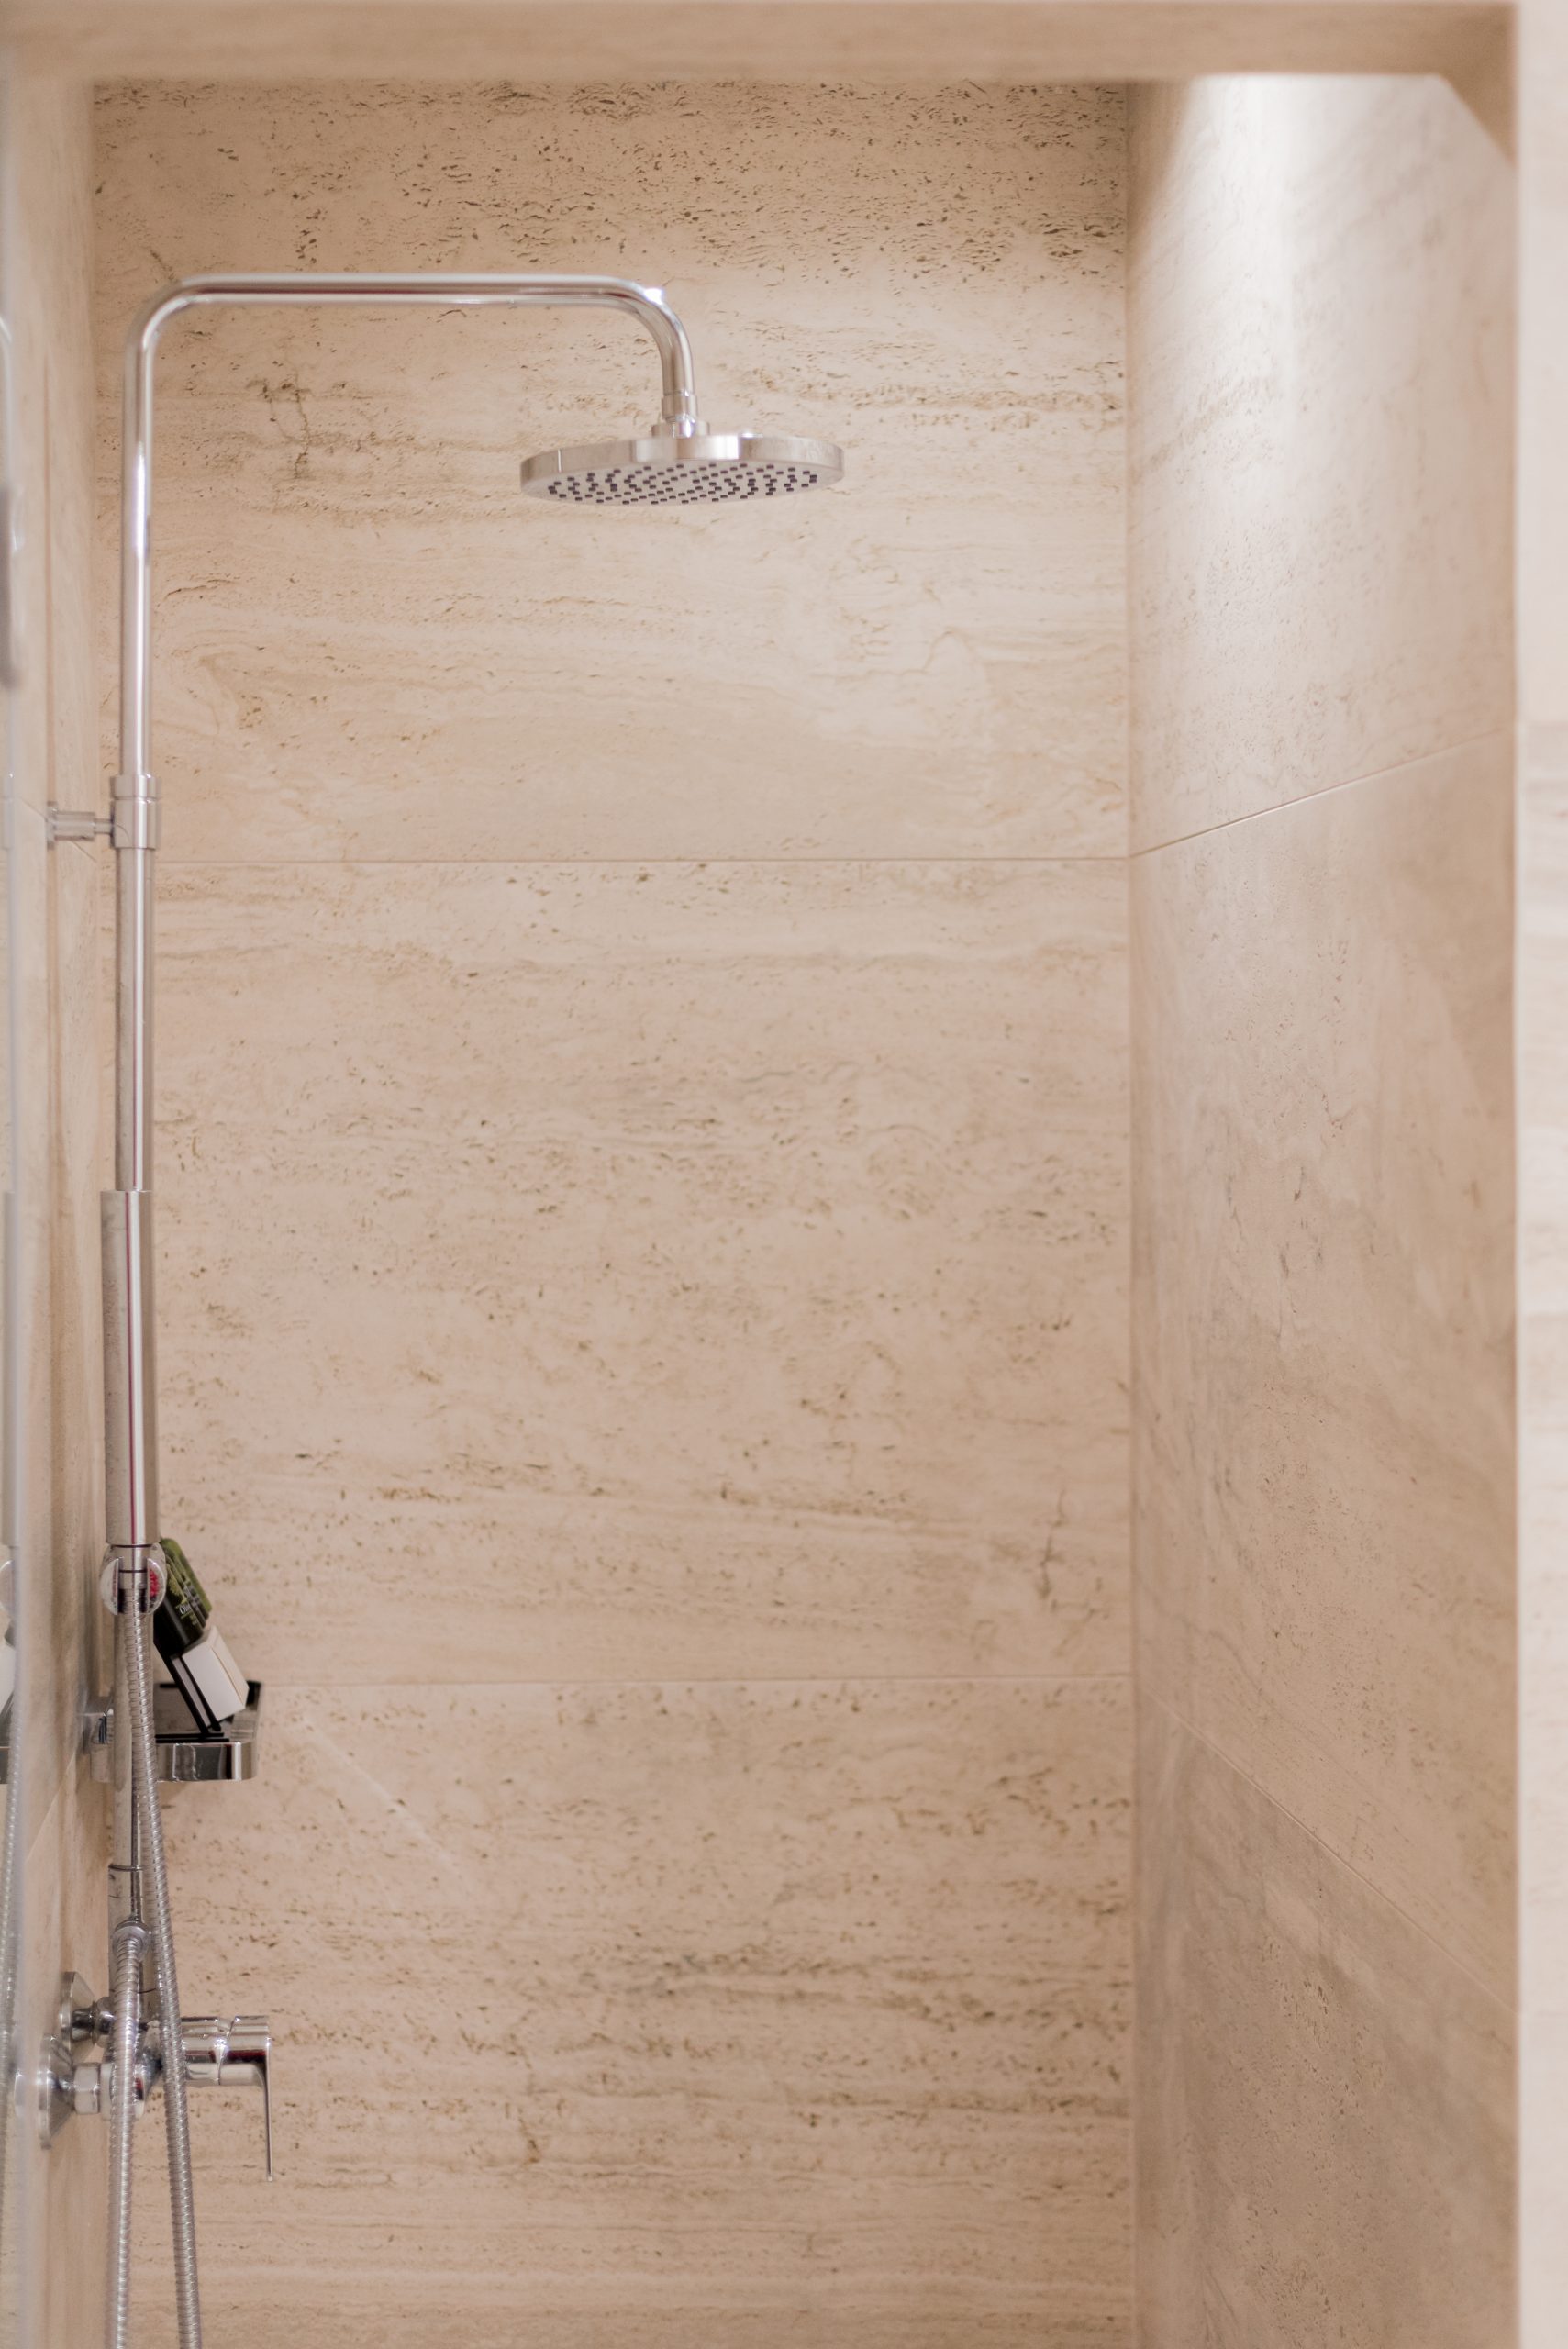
519,428,843,507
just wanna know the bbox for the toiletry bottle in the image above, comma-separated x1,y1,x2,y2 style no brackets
154,1537,249,1733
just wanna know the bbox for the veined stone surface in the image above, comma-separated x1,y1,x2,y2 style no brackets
95,79,1132,2344
1129,72,1516,2348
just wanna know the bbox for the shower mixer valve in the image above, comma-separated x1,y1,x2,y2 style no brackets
37,1975,272,2176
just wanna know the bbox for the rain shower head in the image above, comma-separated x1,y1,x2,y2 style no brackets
519,428,844,507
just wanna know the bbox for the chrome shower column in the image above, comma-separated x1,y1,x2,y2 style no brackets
98,272,713,2349
85,266,840,2349
106,271,706,1547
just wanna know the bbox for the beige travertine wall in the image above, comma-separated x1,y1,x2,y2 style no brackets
1128,74,1516,2344
94,82,1131,2344
7,0,1518,87
6,69,110,2349
1518,0,1568,2336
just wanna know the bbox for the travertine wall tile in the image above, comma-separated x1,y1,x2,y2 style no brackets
1136,1701,1514,2349
95,80,1132,2345
7,73,110,2347
34,837,106,1809
22,1769,111,2349
1519,768,1568,2340
9,74,106,1826
8,74,96,824
1518,0,1568,731
17,3,1523,86
1518,1,1568,2335
135,1676,1130,2346
1520,2002,1568,2348
1132,735,1515,1996
1517,746,1568,2013
1128,75,1512,852
95,81,1125,863
1128,71,1516,2345
149,858,1127,1686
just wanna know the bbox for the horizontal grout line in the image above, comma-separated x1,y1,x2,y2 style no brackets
1140,1687,1512,2018
255,1670,1135,1692
1128,728,1508,862
153,852,1132,870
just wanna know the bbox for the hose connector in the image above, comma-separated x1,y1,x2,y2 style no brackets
100,1545,165,1615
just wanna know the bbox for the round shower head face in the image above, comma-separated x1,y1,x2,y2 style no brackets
519,429,843,507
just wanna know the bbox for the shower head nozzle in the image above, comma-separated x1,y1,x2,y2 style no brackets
519,429,843,508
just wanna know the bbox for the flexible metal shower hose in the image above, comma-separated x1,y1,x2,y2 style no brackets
117,1594,204,2349
105,1910,144,2349
0,1640,22,2297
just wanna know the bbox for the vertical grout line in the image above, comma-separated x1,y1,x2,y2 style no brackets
1120,76,1142,2343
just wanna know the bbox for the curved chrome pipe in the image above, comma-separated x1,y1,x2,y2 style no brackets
109,271,701,1509
120,270,699,786
118,273,697,1193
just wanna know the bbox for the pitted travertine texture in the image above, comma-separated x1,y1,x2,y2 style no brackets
139,1677,1130,2347
1137,1702,1513,2349
1134,736,1515,1987
1129,74,1513,853
95,81,1131,2345
9,73,111,2349
95,79,1125,863
1129,74,1516,2349
17,3,1518,85
150,859,1127,1690
1518,1,1568,2337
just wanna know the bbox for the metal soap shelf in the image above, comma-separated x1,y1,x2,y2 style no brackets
84,1680,264,1784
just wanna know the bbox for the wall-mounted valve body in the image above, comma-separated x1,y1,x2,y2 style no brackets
37,1972,272,2178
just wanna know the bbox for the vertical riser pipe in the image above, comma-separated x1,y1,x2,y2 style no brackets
101,1190,158,1552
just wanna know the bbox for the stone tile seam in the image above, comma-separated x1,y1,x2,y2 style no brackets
1139,1685,1517,2022
1129,724,1512,864
250,1669,1137,1691
148,852,1135,870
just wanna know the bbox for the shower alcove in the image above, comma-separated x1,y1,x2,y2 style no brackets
3,2,1561,2343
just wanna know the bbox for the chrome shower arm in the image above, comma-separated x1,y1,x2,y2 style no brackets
114,270,701,1196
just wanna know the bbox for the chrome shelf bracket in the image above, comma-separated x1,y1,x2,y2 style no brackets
85,1679,264,1785
45,804,112,845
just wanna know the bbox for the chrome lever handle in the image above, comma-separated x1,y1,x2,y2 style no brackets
39,1985,274,2173
181,2014,272,2178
